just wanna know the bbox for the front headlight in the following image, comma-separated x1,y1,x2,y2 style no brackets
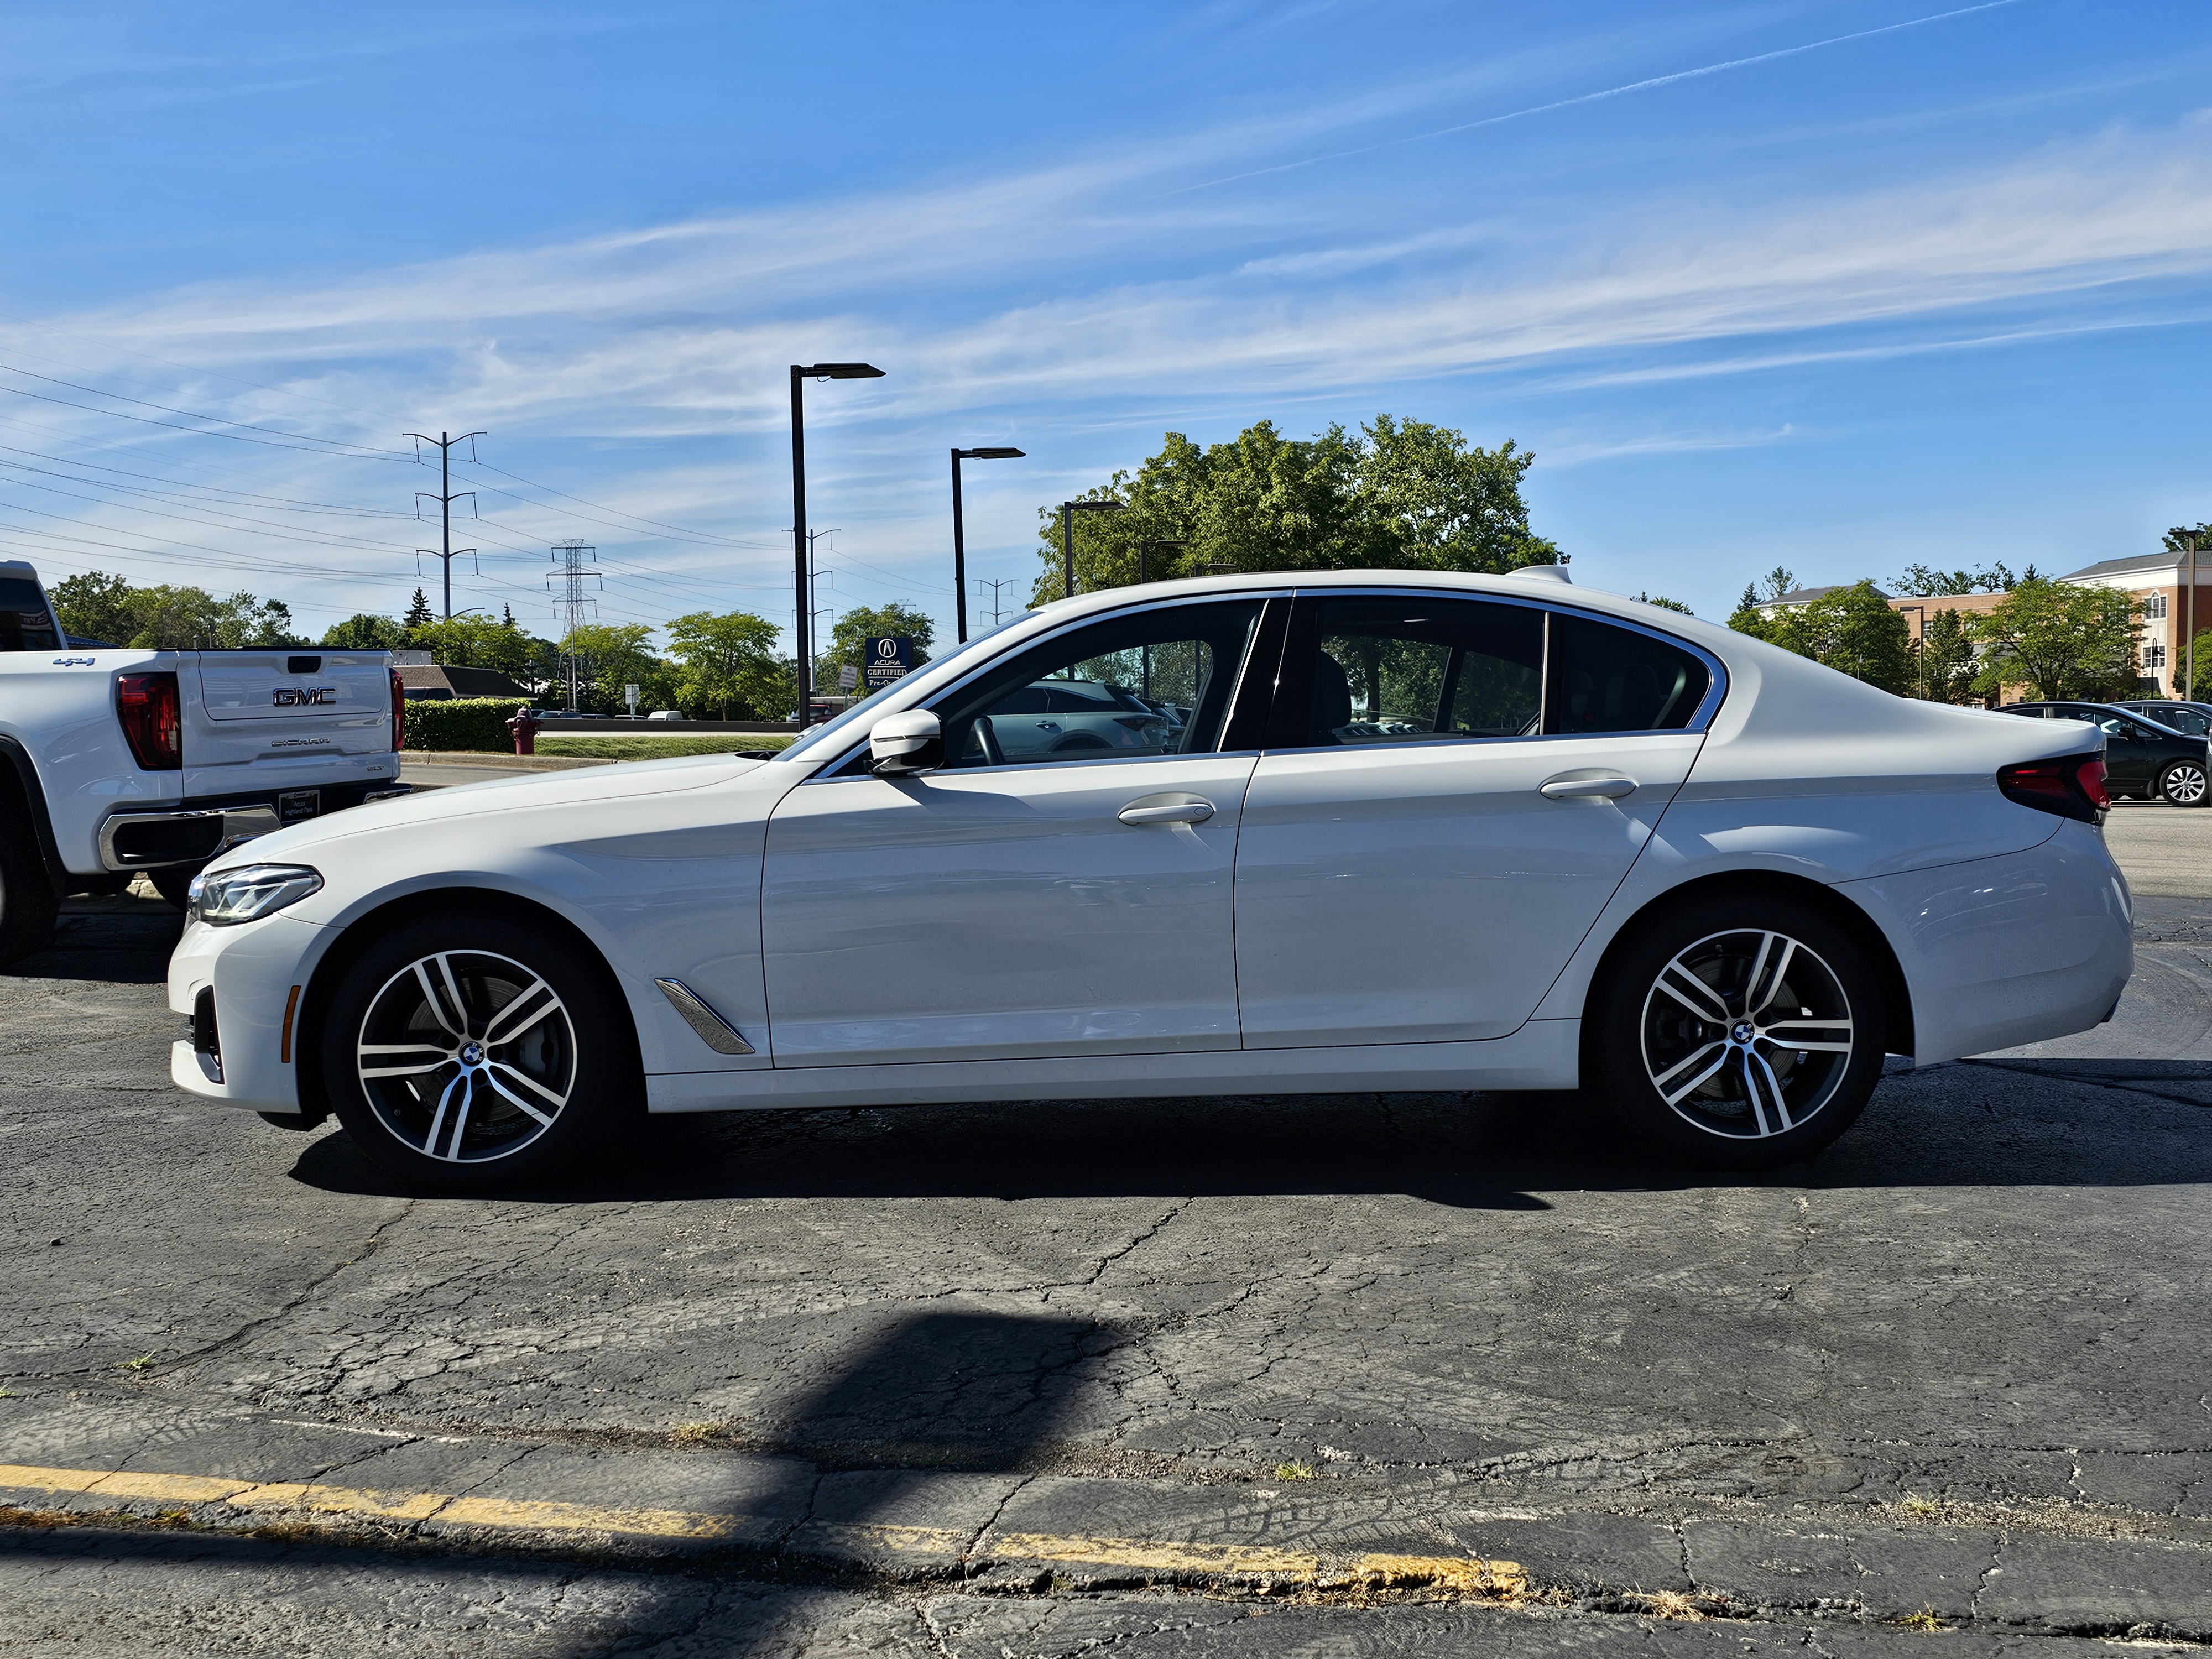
187,863,323,927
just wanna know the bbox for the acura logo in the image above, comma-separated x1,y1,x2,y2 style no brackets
273,686,337,706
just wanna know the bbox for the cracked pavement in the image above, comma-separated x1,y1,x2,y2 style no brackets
2,806,2208,1655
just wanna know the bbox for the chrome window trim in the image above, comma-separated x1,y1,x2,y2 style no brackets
802,589,1293,782
1264,585,1729,754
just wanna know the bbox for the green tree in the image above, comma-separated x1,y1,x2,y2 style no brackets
2162,524,2212,555
820,603,936,696
49,571,134,644
403,588,434,629
1891,562,2026,597
120,585,300,648
1030,416,1557,604
1631,592,1693,614
665,608,786,718
321,613,406,650
1970,576,2143,701
410,612,534,679
1774,581,1914,693
558,621,670,713
1914,608,1979,703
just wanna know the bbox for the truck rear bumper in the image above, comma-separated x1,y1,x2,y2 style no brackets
98,781,410,870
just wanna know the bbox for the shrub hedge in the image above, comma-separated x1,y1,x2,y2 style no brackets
403,696,534,752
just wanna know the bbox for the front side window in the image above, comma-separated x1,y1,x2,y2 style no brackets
919,599,1266,771
0,577,60,653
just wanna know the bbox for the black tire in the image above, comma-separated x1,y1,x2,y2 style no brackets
320,910,638,1193
2159,760,2209,808
1584,893,1887,1170
0,828,59,969
149,864,199,909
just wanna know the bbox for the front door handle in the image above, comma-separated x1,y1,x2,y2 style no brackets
1539,773,1636,801
1118,794,1215,826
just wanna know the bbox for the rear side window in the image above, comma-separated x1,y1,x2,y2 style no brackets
1284,597,1543,747
1545,614,1710,735
0,577,59,653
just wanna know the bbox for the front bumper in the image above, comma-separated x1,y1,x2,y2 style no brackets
168,911,329,1113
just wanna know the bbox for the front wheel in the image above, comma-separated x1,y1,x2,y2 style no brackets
1585,895,1887,1169
2159,760,2209,807
321,911,637,1192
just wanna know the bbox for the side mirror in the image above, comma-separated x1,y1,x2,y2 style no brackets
869,709,943,776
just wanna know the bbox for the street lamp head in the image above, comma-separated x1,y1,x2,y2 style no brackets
796,362,886,380
957,447,1026,460
1064,498,1125,513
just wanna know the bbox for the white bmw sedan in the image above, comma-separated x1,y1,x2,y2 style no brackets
168,568,2131,1189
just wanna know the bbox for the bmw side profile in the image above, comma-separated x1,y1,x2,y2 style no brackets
168,567,2133,1189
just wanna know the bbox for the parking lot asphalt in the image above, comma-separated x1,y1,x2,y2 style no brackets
2,808,2208,1655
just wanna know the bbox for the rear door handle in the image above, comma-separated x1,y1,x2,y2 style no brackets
1118,794,1215,826
1539,773,1636,801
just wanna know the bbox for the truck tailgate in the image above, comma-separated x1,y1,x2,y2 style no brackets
181,649,398,783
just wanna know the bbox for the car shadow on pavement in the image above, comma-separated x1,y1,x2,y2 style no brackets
285,1060,2212,1206
4,902,182,985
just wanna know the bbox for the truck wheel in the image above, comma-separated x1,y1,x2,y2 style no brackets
320,910,638,1193
0,831,60,969
1584,894,1886,1170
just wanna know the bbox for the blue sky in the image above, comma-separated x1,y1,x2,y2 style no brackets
2,0,2209,642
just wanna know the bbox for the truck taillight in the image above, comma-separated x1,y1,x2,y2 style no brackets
389,667,405,752
116,672,182,771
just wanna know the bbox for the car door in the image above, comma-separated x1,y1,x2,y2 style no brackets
760,596,1280,1067
1234,593,1718,1048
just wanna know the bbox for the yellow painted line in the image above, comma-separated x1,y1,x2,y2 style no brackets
0,1463,1521,1593
992,1532,1524,1594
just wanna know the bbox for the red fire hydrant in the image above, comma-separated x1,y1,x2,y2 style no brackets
507,705,541,756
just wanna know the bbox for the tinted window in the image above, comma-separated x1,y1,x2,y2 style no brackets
1546,614,1710,735
1282,597,1543,747
0,577,59,653
928,600,1265,770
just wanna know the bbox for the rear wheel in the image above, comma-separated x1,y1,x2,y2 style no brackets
321,911,637,1192
2159,760,2208,807
1585,895,1886,1168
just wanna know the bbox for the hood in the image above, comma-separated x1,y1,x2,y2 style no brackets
210,752,766,870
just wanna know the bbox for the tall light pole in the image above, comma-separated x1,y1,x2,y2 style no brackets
1058,498,1124,601
790,363,884,717
951,446,1025,643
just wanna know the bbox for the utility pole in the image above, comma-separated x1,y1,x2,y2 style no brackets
403,429,485,619
546,540,599,713
971,577,1020,630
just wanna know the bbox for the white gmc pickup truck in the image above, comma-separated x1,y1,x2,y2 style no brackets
0,560,406,965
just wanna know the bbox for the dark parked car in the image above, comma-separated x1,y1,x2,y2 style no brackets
2116,698,2212,738
2004,701,2210,806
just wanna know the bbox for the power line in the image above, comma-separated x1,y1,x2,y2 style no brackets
0,361,412,457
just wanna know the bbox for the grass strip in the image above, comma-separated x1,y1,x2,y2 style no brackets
536,734,794,760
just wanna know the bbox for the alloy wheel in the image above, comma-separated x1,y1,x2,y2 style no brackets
1639,929,1856,1140
2164,763,2207,805
354,950,576,1163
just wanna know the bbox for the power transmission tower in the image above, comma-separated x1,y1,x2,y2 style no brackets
971,577,1020,629
546,540,600,713
403,429,486,619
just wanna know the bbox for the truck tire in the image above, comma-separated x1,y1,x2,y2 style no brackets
0,830,60,968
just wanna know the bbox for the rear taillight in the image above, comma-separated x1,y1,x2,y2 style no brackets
390,667,405,752
1997,753,2106,822
115,672,181,770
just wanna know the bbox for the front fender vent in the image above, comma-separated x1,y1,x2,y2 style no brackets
653,979,755,1056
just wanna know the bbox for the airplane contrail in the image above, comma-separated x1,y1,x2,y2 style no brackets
1169,1,2026,196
